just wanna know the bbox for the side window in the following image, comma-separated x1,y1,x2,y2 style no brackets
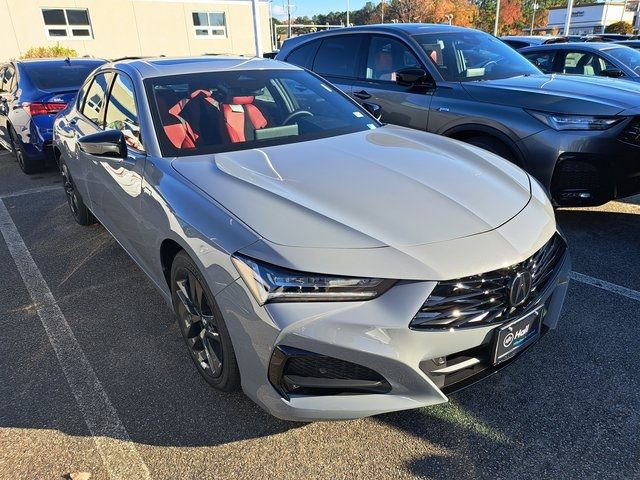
366,36,421,82
286,40,320,69
76,80,92,108
505,40,528,50
313,35,363,79
561,51,609,76
81,72,112,127
104,73,144,151
2,66,16,93
523,51,556,73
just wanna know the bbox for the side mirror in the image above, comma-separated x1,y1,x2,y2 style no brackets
78,129,127,160
395,67,433,88
362,102,382,121
600,67,624,78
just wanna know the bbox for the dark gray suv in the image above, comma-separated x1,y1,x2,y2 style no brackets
277,24,640,207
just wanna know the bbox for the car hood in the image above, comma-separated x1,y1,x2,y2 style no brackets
462,74,640,115
172,125,531,249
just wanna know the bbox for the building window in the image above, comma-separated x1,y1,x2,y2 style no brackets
42,8,93,39
192,12,227,38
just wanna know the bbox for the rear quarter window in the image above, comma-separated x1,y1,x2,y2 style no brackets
286,40,320,69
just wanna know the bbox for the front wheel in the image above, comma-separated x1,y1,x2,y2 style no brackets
171,251,241,392
60,161,95,226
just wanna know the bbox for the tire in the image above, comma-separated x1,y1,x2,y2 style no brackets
170,251,241,392
60,161,95,226
10,127,40,174
464,135,516,163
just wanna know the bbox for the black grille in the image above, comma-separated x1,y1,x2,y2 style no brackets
410,234,566,330
619,117,640,147
285,356,383,382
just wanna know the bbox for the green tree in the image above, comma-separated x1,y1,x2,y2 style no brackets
605,21,633,34
21,44,78,59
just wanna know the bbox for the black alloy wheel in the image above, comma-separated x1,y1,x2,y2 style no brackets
171,251,240,391
60,162,95,226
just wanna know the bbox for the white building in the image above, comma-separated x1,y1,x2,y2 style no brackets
547,1,637,35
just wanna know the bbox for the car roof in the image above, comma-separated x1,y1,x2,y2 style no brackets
521,42,629,52
14,57,105,66
280,23,475,49
105,56,300,78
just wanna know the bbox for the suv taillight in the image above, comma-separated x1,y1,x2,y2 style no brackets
24,102,67,117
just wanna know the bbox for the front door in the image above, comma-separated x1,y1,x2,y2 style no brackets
83,72,147,261
351,35,433,131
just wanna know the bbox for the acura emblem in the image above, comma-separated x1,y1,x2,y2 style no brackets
508,270,533,307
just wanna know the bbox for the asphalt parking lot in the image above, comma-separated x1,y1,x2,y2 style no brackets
0,147,638,480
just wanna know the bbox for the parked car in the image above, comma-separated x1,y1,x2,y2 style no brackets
501,35,568,50
615,40,640,51
0,58,104,173
520,43,640,82
53,56,570,421
276,24,640,207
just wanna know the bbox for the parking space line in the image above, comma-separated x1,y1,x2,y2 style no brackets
0,185,61,200
0,200,150,480
571,271,640,302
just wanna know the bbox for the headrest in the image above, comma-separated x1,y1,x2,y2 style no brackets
230,96,254,105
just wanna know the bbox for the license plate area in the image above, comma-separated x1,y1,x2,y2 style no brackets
492,310,542,365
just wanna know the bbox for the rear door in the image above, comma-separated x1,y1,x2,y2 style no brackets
351,34,433,131
310,34,365,97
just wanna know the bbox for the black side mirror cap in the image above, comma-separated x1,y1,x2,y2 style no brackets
78,129,127,160
395,67,434,88
600,67,624,78
362,102,382,121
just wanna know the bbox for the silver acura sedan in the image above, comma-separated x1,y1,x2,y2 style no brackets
53,57,570,421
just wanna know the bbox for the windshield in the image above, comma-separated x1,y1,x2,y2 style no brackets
413,31,541,82
606,47,640,75
22,62,103,90
146,69,378,157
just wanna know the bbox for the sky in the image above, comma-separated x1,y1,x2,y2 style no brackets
271,0,371,19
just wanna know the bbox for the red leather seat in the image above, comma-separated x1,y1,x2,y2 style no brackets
156,90,198,149
221,96,267,143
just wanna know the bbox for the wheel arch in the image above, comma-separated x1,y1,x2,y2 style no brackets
442,124,526,168
160,237,187,288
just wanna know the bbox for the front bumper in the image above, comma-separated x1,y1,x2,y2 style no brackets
214,239,571,422
518,118,640,206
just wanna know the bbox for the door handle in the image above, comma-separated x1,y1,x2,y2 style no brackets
69,118,77,125
353,90,372,100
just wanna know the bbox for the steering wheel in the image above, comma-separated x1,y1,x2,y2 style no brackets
283,110,313,125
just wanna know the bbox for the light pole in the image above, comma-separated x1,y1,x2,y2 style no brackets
564,0,574,36
346,0,350,26
251,0,263,57
493,0,501,36
530,2,539,35
381,0,386,23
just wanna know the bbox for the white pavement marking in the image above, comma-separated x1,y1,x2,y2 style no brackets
0,185,61,199
570,271,640,302
0,200,150,480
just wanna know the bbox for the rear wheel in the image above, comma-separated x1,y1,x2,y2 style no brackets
171,251,240,391
60,161,95,226
10,127,40,174
464,135,516,163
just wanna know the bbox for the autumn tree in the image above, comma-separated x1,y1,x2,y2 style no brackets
605,21,633,34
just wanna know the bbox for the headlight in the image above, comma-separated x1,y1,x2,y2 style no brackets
231,254,395,305
526,110,623,131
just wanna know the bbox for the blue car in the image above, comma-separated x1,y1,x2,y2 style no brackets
0,58,105,173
